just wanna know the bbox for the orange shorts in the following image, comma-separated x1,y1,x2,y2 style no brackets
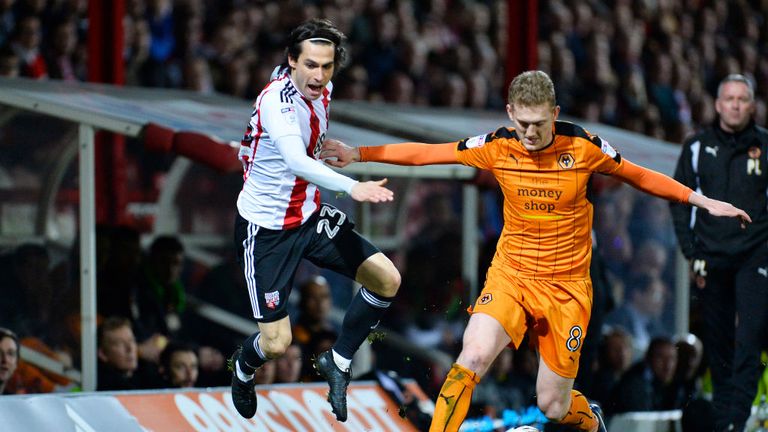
471,264,593,378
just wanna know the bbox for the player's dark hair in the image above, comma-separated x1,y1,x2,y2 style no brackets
0,327,19,359
281,19,348,74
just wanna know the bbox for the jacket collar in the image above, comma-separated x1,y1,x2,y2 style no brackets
713,118,758,148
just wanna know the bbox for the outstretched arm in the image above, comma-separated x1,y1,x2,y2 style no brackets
276,136,393,203
686,192,751,227
614,159,751,227
321,139,458,167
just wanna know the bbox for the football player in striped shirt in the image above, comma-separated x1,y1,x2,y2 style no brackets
230,19,400,423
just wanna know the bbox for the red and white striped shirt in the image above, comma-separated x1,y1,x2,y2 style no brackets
237,72,355,230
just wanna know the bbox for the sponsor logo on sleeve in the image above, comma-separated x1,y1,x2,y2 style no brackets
281,106,297,125
600,139,617,159
465,134,487,149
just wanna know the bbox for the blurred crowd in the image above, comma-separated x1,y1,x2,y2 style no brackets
540,0,768,142
1,0,767,137
1,0,768,430
0,0,509,109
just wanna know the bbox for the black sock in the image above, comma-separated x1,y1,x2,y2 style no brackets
238,332,267,375
333,287,393,359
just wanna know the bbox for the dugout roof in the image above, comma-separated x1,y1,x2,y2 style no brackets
0,77,678,176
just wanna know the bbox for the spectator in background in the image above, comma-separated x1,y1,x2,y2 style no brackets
44,16,81,81
184,252,247,387
0,0,14,48
625,239,670,282
97,316,155,391
133,235,186,362
628,195,678,252
593,187,636,279
291,276,338,347
97,226,142,323
123,15,151,86
362,11,399,96
576,237,616,396
0,328,19,395
0,43,18,76
609,337,682,414
182,56,213,93
605,274,670,360
673,334,705,405
301,328,337,383
292,276,340,382
0,244,57,343
10,14,45,78
333,64,368,100
590,328,634,406
273,342,302,384
140,0,177,87
252,360,276,386
647,53,678,135
471,348,526,418
158,341,199,388
670,74,768,432
507,344,538,409
3,336,73,395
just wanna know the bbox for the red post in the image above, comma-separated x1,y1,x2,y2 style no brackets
88,0,127,225
505,0,539,88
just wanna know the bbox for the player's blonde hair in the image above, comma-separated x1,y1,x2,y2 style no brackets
508,70,556,108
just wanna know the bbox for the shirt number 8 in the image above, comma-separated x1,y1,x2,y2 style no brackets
566,325,583,352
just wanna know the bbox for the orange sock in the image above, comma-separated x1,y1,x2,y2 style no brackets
558,390,598,431
429,363,481,432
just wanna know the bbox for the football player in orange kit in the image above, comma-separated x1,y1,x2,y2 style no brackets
321,70,751,432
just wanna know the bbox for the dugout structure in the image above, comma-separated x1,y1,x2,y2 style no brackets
0,77,687,393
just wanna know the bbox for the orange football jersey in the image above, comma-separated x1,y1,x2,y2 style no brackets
455,121,622,280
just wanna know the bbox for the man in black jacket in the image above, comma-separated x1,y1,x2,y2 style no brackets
670,74,768,432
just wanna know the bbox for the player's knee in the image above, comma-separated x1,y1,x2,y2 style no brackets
259,334,292,359
382,269,401,296
370,268,401,297
537,392,569,421
455,349,492,378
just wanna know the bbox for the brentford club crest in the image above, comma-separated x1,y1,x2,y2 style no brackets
265,291,280,309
